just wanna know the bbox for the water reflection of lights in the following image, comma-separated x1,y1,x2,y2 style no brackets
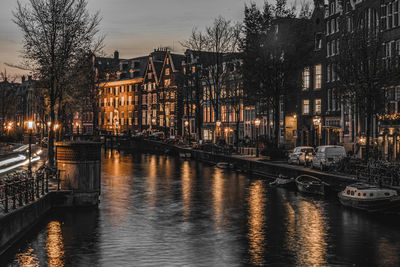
15,247,39,267
291,200,328,266
247,180,266,266
378,237,400,266
212,168,225,228
46,221,65,267
181,161,192,220
145,156,158,207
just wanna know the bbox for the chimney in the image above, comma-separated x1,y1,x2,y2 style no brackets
114,50,119,60
28,75,32,81
22,76,25,83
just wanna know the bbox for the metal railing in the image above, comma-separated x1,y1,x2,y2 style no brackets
0,165,59,214
324,157,400,187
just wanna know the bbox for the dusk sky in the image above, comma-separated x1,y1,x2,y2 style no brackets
0,0,299,77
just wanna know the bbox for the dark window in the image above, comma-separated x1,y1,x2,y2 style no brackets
384,192,390,196
370,193,374,197
351,191,354,196
346,190,350,195
363,193,367,196
358,193,361,196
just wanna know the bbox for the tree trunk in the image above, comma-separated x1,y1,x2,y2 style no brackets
236,112,240,152
273,103,280,148
48,102,55,167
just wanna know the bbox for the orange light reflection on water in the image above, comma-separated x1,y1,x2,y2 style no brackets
212,168,225,229
247,180,266,266
181,161,192,220
15,247,39,267
378,237,400,266
46,221,65,267
291,200,328,266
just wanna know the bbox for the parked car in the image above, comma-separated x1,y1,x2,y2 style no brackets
312,145,346,170
288,146,314,165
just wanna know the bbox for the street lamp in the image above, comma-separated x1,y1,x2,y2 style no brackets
216,120,221,142
184,120,189,145
27,121,35,175
255,118,261,157
7,122,12,134
313,117,321,146
75,122,79,135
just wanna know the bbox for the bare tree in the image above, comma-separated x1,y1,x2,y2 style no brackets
223,59,244,150
181,29,208,140
14,0,102,165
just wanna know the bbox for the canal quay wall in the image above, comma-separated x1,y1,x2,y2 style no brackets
0,142,101,257
126,138,357,192
0,190,100,256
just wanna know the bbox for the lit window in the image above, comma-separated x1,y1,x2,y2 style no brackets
314,99,321,114
302,99,310,115
302,67,310,90
314,64,322,89
165,68,170,76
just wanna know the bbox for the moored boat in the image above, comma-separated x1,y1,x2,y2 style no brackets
338,183,400,213
295,175,325,195
270,175,295,188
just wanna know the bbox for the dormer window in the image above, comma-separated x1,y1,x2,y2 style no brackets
148,73,152,79
165,68,170,76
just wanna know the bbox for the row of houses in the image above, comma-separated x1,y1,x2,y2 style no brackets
75,0,400,160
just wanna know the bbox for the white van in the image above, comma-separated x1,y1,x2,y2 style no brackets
312,145,346,170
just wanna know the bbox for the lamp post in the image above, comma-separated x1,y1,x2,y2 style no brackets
216,120,221,143
27,121,34,175
7,122,12,135
313,117,321,146
53,123,60,141
255,118,261,157
184,120,189,145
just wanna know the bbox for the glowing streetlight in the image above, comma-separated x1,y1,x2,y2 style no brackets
27,121,34,130
313,117,321,146
184,120,189,127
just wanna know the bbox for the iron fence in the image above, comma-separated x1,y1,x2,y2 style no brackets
0,165,59,213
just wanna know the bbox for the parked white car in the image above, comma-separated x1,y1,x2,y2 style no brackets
288,146,314,165
312,145,346,170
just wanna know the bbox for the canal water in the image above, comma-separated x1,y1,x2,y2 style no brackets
3,151,400,266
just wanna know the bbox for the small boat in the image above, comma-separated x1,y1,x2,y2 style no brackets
295,175,325,195
338,183,400,213
270,175,295,188
216,162,233,169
